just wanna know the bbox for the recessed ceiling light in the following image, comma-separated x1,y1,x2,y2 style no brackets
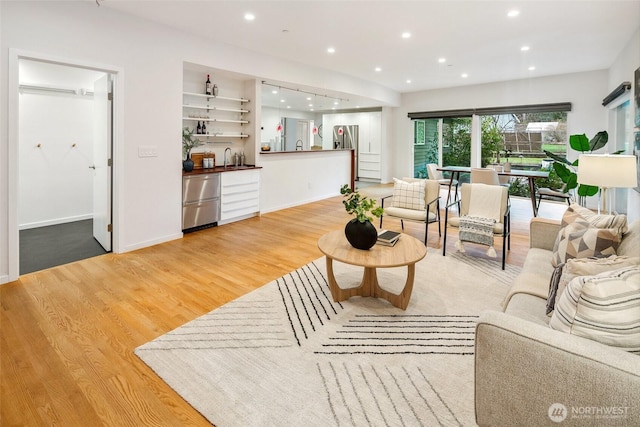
308,104,313,107
271,90,278,94
406,79,412,84
244,13,255,21
375,67,382,72
306,97,312,101
280,99,285,103
461,73,468,78
521,45,530,51
507,10,519,18
401,32,411,39
327,47,336,54
286,106,291,109
334,101,339,105
438,58,446,63
528,66,536,71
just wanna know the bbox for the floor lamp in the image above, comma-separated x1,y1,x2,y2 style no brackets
577,154,638,214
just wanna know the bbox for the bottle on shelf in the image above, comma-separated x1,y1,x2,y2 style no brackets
213,84,219,97
205,74,212,95
201,121,207,135
196,121,202,134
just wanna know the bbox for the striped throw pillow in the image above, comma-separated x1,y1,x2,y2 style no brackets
549,265,640,353
391,178,425,210
566,203,628,234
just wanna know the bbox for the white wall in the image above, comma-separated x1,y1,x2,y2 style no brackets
607,28,640,222
0,1,397,283
258,150,352,213
18,91,94,228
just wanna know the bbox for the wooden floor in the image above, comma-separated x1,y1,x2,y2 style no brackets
0,192,566,426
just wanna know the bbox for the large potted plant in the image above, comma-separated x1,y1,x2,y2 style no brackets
543,131,616,205
340,184,384,250
182,127,203,172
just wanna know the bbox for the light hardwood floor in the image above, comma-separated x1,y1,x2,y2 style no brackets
1,192,565,426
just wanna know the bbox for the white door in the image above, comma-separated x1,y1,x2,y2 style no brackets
92,74,112,251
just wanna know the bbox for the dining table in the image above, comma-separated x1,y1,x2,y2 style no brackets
437,165,549,217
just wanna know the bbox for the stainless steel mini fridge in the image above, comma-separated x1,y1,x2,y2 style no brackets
182,173,221,230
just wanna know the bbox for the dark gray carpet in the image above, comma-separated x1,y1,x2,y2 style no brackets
20,219,108,275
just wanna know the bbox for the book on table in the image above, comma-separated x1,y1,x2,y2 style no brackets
377,230,401,245
376,238,399,247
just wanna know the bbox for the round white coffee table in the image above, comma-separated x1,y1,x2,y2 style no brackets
317,230,426,310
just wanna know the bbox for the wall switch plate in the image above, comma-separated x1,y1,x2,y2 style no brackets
138,145,158,157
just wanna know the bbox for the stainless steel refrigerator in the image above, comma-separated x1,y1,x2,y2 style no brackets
333,125,358,150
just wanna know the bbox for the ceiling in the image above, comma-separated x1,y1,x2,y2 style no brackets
102,0,640,111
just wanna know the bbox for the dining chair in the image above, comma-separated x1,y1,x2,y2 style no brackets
488,163,511,187
536,184,573,209
443,183,510,270
379,177,441,245
471,168,500,186
427,163,459,209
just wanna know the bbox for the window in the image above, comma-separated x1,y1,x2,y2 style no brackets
480,111,568,170
409,103,571,191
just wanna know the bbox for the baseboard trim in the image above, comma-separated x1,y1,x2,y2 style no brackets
19,214,93,230
261,193,336,215
120,232,183,253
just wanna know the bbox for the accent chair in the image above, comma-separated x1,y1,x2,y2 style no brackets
379,177,441,246
443,183,511,269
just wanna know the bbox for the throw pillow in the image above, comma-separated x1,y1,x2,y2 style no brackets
391,178,425,210
546,263,565,315
566,203,628,234
547,255,640,316
558,255,640,298
549,265,640,353
551,219,621,267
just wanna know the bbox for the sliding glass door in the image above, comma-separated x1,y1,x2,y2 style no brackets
413,119,439,177
412,117,471,181
442,117,472,168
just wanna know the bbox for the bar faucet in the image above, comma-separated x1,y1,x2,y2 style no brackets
224,147,232,168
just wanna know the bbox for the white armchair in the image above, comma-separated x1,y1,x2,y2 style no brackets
379,178,441,245
443,183,511,269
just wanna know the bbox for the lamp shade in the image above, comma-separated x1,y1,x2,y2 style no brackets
578,154,638,188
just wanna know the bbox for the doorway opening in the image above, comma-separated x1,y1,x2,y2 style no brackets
17,59,114,274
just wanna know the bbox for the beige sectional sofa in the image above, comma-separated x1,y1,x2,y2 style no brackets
474,216,640,426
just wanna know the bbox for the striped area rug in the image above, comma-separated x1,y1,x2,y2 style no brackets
136,248,518,426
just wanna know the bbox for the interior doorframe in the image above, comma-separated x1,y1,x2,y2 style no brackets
7,48,124,282
607,92,632,213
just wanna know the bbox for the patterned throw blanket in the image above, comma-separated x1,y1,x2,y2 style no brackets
456,215,497,257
